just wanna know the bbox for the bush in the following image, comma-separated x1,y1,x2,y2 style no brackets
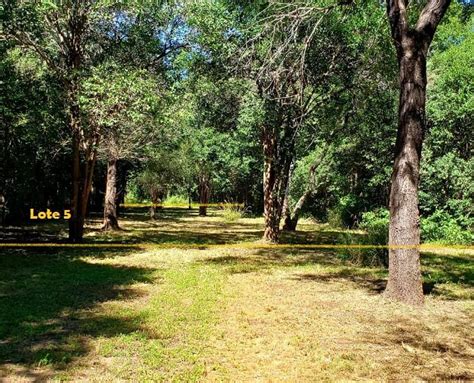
338,207,473,266
163,194,189,206
327,195,362,228
220,203,247,222
359,209,390,244
327,208,343,228
421,210,473,245
341,209,389,267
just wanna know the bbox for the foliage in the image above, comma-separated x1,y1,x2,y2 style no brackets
421,210,473,245
327,195,364,228
1,0,471,245
220,203,247,222
163,194,189,206
339,209,389,267
79,62,162,160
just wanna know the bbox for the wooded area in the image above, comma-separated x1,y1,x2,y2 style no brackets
0,0,473,381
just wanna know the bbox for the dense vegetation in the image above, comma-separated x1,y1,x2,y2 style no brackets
1,0,472,304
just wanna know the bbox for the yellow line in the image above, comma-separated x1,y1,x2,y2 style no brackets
0,243,472,250
121,203,244,208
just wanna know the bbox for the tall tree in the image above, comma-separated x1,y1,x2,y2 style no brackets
239,2,342,242
3,1,100,241
80,63,160,230
385,0,452,305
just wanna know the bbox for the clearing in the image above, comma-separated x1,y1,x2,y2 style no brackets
0,208,473,381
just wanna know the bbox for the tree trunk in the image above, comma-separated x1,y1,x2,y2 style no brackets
150,189,162,219
283,190,310,231
68,100,83,242
198,175,210,216
261,124,293,242
384,0,451,305
262,127,281,242
282,148,323,232
385,40,426,305
102,158,119,230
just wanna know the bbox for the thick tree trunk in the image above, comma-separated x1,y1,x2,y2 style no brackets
384,0,451,306
385,40,426,305
261,125,293,242
262,128,281,242
102,158,119,230
198,175,210,216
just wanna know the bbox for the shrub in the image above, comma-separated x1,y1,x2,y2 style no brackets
345,209,389,267
220,203,247,223
327,208,343,228
327,195,362,228
421,210,473,245
163,194,189,207
338,208,473,266
359,209,390,245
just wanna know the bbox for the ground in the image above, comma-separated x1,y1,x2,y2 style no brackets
0,208,473,382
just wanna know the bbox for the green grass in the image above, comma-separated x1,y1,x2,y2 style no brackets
91,263,223,381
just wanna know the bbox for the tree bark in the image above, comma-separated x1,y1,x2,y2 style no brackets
149,189,162,219
68,94,83,242
283,190,310,231
262,122,293,242
65,6,90,243
102,158,119,230
198,175,210,216
385,0,451,305
262,126,281,242
386,42,425,304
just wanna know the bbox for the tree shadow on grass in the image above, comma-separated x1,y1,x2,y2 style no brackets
202,248,352,274
422,252,473,286
0,247,156,372
290,251,473,299
203,247,473,300
360,316,474,381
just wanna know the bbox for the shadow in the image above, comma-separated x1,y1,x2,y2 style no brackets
84,208,265,246
363,316,474,381
422,252,473,286
293,272,436,295
202,247,473,300
292,271,387,294
280,229,365,245
0,247,156,369
202,248,352,274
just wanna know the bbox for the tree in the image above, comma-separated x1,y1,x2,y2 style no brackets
0,43,69,224
238,2,346,242
137,149,190,219
3,1,102,241
80,63,160,230
384,0,452,305
283,146,330,231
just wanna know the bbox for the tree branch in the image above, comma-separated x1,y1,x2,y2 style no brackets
416,0,452,42
386,0,409,42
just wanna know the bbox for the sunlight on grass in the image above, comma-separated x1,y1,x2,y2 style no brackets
86,262,224,381
1,211,472,381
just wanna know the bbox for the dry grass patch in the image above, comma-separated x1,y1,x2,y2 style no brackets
204,250,473,382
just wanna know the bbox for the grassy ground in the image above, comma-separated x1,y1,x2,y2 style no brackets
0,208,473,381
